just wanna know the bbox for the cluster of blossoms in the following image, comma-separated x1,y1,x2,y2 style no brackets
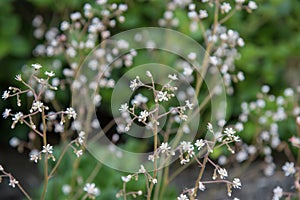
0,165,19,189
116,165,153,199
117,71,194,137
233,86,299,176
83,182,100,199
172,124,242,199
2,64,86,160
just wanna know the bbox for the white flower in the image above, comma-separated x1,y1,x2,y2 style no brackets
42,144,53,154
138,110,149,122
221,2,231,13
30,150,40,163
131,93,148,106
168,74,178,80
146,70,152,77
195,139,205,150
30,101,44,113
157,91,168,102
9,178,19,188
130,77,141,91
62,184,71,195
272,186,283,200
15,74,22,81
199,10,208,19
75,149,83,157
181,141,194,152
235,0,245,3
177,194,189,200
209,56,219,65
45,71,55,77
152,178,157,184
2,108,11,118
78,131,86,145
248,1,257,10
232,178,242,189
185,100,193,109
60,21,70,31
218,168,228,179
282,162,296,176
2,90,10,100
0,165,3,171
160,142,171,153
70,12,82,21
199,182,206,191
224,127,236,136
121,175,131,183
183,66,193,76
83,183,100,197
65,107,77,119
119,103,129,112
138,165,146,173
207,123,214,133
188,52,197,60
12,112,23,123
32,63,42,70
9,137,20,147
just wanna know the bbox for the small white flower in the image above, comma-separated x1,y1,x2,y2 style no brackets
42,144,53,154
195,139,205,150
62,184,71,195
12,112,23,123
160,142,171,153
65,107,77,119
9,137,20,147
121,175,131,183
207,123,214,133
45,71,55,77
146,70,152,77
30,150,40,163
70,12,82,21
183,66,193,76
218,168,228,179
2,108,11,118
157,91,169,102
75,149,83,157
177,194,189,200
2,90,10,100
199,182,206,191
119,103,129,112
282,162,296,176
272,186,283,200
199,10,208,19
185,100,193,109
32,63,42,70
138,165,146,173
15,74,22,81
60,21,70,31
0,165,3,171
9,178,19,188
138,110,149,122
248,1,257,10
221,2,232,13
83,183,100,197
209,56,219,65
152,178,157,184
224,127,236,136
168,74,178,80
130,77,141,91
30,101,44,113
232,178,242,189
